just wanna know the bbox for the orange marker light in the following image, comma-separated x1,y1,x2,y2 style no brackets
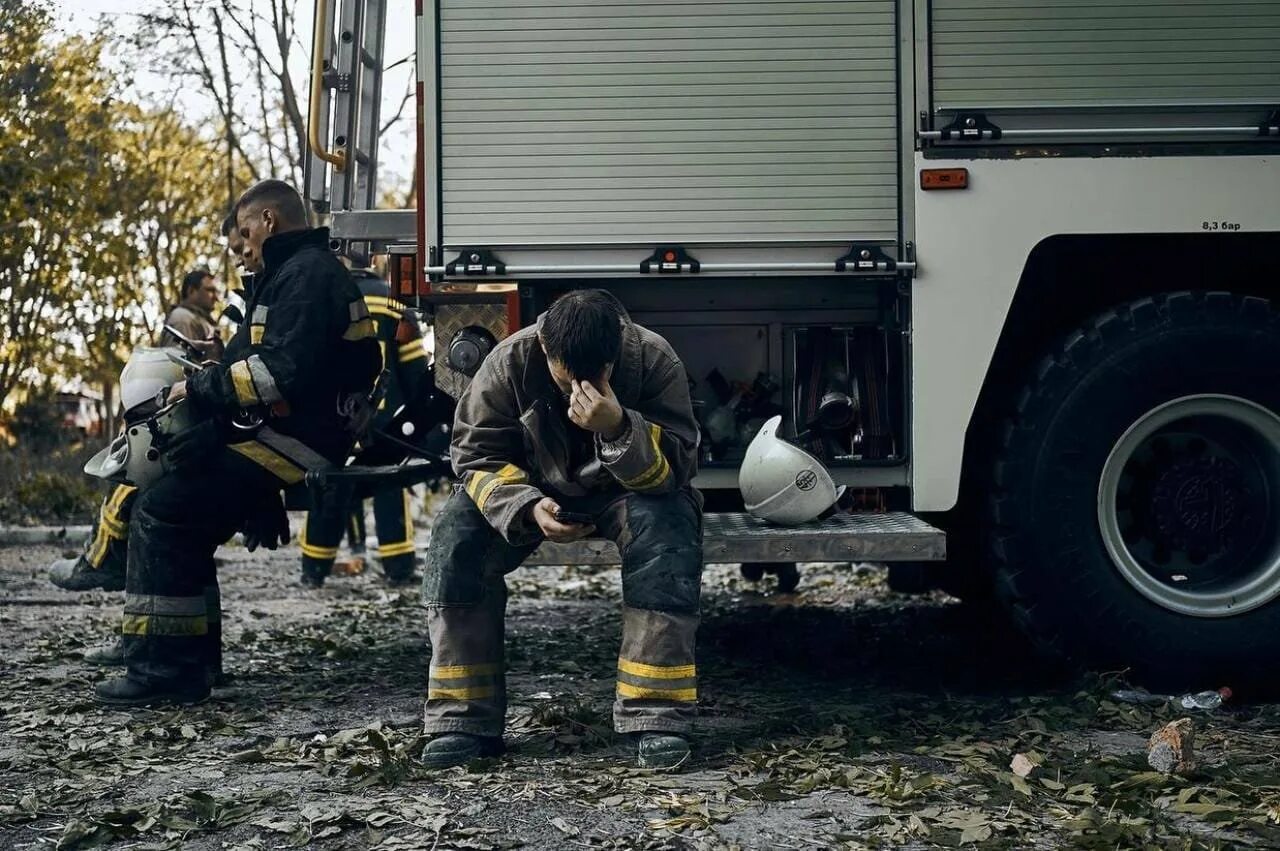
920,168,969,190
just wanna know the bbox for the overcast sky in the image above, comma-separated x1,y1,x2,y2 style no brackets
50,0,417,199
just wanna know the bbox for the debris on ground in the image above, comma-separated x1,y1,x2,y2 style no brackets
2,542,1280,849
1148,718,1197,776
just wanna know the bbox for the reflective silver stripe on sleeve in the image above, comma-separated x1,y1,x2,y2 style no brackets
251,305,269,324
349,300,370,322
246,355,284,404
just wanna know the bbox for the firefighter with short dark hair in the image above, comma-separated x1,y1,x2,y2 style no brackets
93,179,381,707
420,289,703,771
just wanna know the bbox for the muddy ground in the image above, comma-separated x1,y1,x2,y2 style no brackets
2,524,1279,849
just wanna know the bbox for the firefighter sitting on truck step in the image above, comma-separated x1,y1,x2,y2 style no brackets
93,179,381,707
420,289,704,772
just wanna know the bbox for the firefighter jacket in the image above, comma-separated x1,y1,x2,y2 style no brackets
451,315,699,546
348,269,430,433
187,227,381,476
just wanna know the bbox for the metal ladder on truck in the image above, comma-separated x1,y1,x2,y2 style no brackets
306,0,414,265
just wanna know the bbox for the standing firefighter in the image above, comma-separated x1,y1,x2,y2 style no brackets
421,289,703,771
93,180,381,707
299,271,430,587
49,214,250,674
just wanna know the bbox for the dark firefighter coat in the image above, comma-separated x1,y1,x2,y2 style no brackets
348,270,430,433
187,227,381,480
451,315,700,546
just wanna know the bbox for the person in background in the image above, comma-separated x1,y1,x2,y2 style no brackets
160,268,224,360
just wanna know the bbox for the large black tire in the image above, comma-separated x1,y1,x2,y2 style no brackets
988,292,1280,691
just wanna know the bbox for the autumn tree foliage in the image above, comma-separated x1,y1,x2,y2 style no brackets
0,1,226,416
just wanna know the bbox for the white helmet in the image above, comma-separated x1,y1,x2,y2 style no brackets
739,415,845,525
84,347,194,488
84,400,198,489
119,347,186,411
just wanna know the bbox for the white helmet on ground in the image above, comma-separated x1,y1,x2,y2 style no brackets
739,415,845,525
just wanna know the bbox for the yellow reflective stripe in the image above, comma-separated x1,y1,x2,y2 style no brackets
377,540,415,558
427,685,496,700
121,613,208,636
430,662,501,679
617,682,697,702
632,457,671,492
100,510,128,535
403,490,413,538
106,485,136,517
620,424,669,489
230,360,260,406
250,326,264,344
299,524,338,559
618,660,697,680
85,527,111,567
398,341,427,363
228,441,305,484
343,318,376,341
465,471,493,503
364,295,407,315
474,464,527,511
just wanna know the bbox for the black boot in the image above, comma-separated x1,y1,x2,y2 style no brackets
383,567,418,588
83,639,125,666
636,733,691,771
418,733,504,769
49,556,125,592
300,562,330,588
94,675,210,708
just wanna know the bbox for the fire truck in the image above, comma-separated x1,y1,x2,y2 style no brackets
304,0,1280,688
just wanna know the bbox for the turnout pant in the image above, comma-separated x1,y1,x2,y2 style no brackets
301,486,415,578
84,485,138,572
82,484,223,672
122,452,279,687
422,487,703,737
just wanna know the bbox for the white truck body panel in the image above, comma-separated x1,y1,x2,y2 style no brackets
911,153,1280,510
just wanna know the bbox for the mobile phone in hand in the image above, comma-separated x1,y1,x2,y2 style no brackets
553,509,596,526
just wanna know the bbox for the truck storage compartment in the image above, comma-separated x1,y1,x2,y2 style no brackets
435,0,901,252
930,0,1280,109
927,0,1280,140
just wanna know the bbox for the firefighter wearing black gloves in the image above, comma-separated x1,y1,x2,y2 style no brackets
299,271,432,588
420,289,703,772
93,179,381,708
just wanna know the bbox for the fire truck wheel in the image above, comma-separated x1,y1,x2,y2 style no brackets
988,292,1280,692
740,563,766,582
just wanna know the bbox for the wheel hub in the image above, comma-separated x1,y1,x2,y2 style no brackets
1150,456,1249,558
1097,394,1280,618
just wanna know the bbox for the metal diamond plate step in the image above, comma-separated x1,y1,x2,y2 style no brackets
525,511,945,566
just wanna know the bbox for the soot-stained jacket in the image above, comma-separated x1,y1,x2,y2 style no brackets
451,316,699,545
